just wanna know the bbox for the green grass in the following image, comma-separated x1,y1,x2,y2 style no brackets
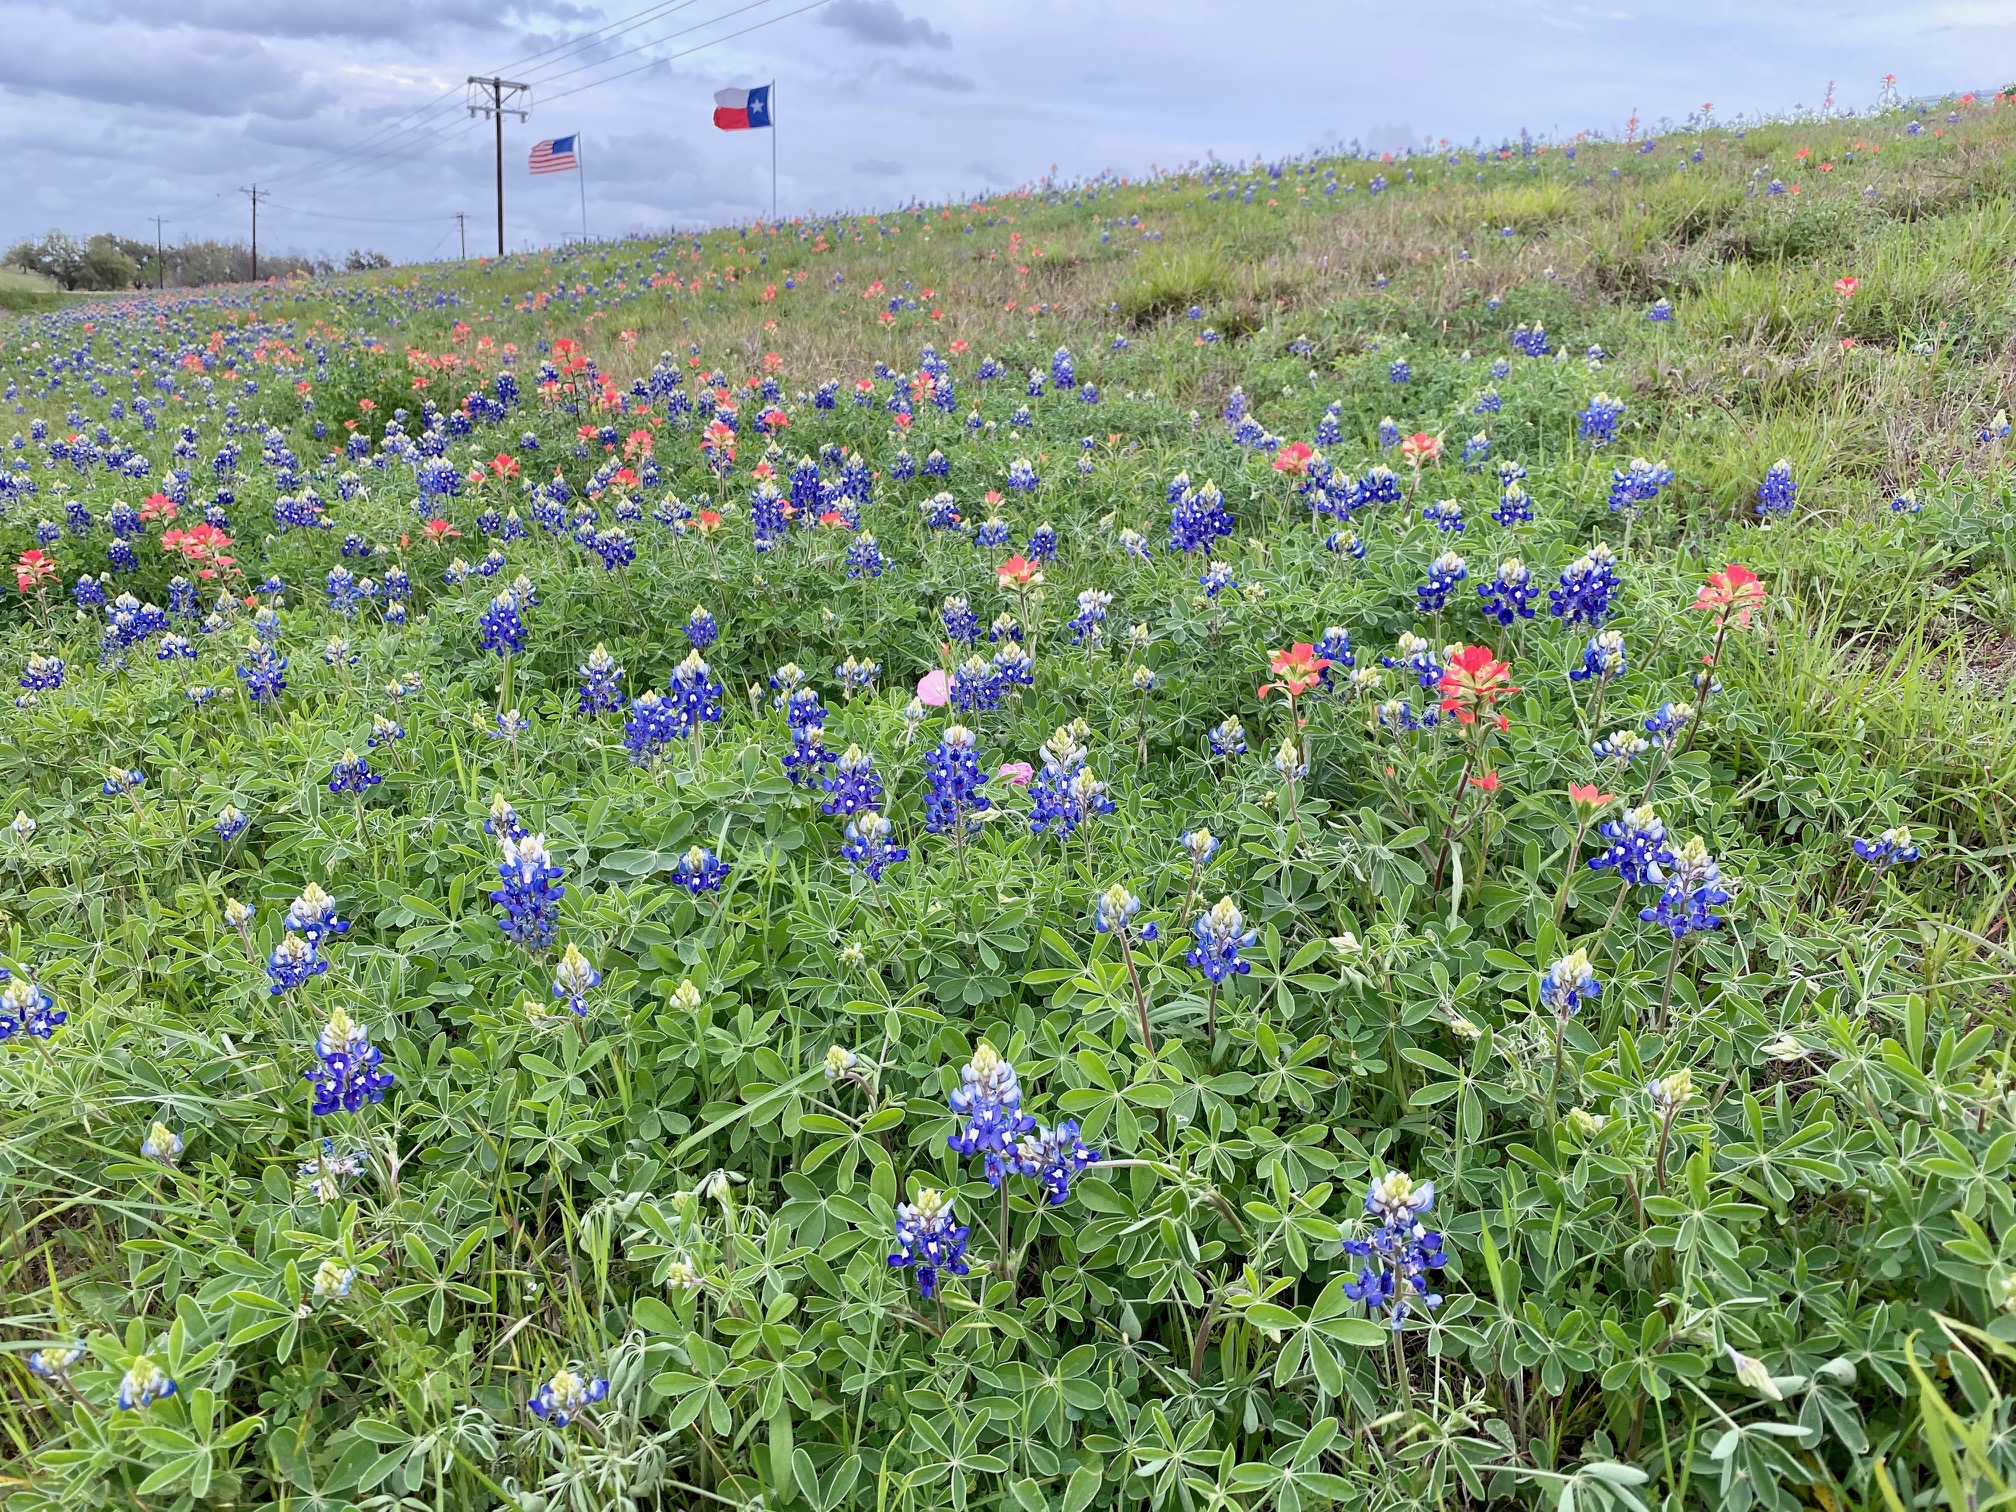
4,97,2016,1512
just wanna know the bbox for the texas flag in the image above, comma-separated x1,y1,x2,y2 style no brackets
712,85,772,131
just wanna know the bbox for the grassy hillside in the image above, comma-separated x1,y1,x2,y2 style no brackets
4,94,2016,1512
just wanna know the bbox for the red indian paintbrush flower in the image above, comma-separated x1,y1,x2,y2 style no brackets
1272,442,1314,476
996,554,1043,588
1399,432,1443,468
1259,643,1332,700
14,549,57,593
1693,564,1764,629
1437,644,1519,725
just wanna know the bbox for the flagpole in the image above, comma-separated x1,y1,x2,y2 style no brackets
770,79,778,224
576,132,589,245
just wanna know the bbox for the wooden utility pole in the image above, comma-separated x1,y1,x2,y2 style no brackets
149,216,166,290
239,186,268,281
455,211,467,260
466,77,530,257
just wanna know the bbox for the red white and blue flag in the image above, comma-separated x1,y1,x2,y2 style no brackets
712,85,772,131
529,136,579,174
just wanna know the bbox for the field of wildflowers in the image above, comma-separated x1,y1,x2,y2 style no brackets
7,89,2016,1512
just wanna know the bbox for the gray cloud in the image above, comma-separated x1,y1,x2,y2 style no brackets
891,63,976,93
852,157,904,176
818,0,950,50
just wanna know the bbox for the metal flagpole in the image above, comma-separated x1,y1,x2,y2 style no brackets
576,133,589,244
770,79,777,223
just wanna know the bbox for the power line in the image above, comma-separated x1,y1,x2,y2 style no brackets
539,0,835,104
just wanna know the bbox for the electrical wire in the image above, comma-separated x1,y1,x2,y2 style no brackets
540,0,835,104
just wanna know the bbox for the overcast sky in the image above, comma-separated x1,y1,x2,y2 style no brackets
0,0,2006,263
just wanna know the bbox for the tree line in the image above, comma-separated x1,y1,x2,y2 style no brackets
3,231,393,292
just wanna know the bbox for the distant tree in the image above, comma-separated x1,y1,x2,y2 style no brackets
5,231,90,290
82,235,140,291
345,249,393,271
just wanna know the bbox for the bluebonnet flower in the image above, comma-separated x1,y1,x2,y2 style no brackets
1208,716,1246,757
298,1138,364,1203
948,1041,1037,1187
107,538,138,574
1588,804,1675,886
1643,700,1693,746
577,644,625,715
1389,358,1411,384
1477,559,1537,625
491,833,565,948
1756,459,1798,518
529,1369,608,1428
1462,432,1491,469
478,590,527,656
1473,386,1502,414
1540,949,1600,1017
1199,560,1236,598
674,845,730,895
1188,896,1256,984
972,517,1013,549
1029,725,1114,840
1577,393,1625,445
836,655,880,699
1005,457,1039,492
1854,826,1921,869
215,805,248,842
845,533,886,579
1648,298,1673,321
286,883,350,949
668,650,725,736
266,933,325,996
1050,346,1076,389
920,492,961,531
942,595,979,645
1377,417,1400,449
1068,588,1114,644
0,973,63,1040
116,1357,177,1411
1094,883,1156,940
785,727,837,788
685,606,719,649
1384,632,1445,690
1168,479,1234,552
1184,828,1220,871
1027,523,1059,562
1549,544,1620,626
1422,498,1464,532
989,611,1024,644
1593,729,1651,764
888,1188,970,1298
1608,457,1674,512
1511,322,1550,357
623,691,679,767
485,793,527,842
1417,550,1467,613
1327,529,1366,557
840,810,908,881
26,1342,85,1384
1342,1170,1447,1329
783,685,827,734
102,767,145,798
1639,836,1731,936
996,645,1036,690
156,634,195,663
20,655,64,693
73,575,106,609
949,655,1002,713
589,526,635,571
303,1007,394,1114
1356,465,1402,507
1572,630,1626,683
368,714,406,751
552,942,601,1015
329,749,380,795
822,745,883,816
924,725,990,834
1014,1121,1100,1204
142,1122,183,1165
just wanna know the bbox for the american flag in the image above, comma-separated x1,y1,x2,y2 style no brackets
529,136,578,175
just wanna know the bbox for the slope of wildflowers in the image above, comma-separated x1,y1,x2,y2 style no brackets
5,91,2016,1512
